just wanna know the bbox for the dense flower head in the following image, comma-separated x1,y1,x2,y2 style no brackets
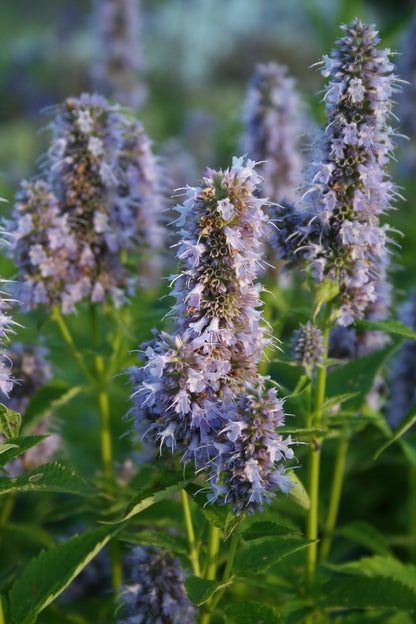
116,546,196,624
130,158,296,510
208,383,294,515
292,321,325,375
293,19,402,326
387,291,416,428
9,93,164,313
90,0,147,109
241,62,304,205
0,288,16,398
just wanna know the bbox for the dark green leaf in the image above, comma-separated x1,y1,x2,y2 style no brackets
0,462,97,496
242,521,299,541
1,594,9,624
223,600,282,624
354,319,416,342
326,340,403,413
337,522,392,557
186,483,229,530
120,530,188,555
22,383,82,433
0,404,21,440
374,405,416,460
319,576,416,612
184,576,219,606
8,525,119,624
0,436,49,468
224,511,243,540
233,536,313,577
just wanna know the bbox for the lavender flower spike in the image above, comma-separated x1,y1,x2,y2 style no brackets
300,19,402,326
292,321,325,376
241,62,305,205
9,94,164,313
116,546,196,624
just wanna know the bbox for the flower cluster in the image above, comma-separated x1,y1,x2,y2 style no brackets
0,287,17,399
130,157,295,512
287,20,401,326
9,93,164,313
90,0,147,109
387,291,416,428
116,546,196,624
292,321,325,375
241,62,304,205
209,384,294,515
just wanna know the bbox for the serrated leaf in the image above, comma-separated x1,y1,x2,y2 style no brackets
242,521,299,541
312,279,339,321
223,600,282,624
287,470,310,510
354,319,416,342
0,462,97,497
0,436,49,468
0,404,21,440
317,392,359,415
120,530,188,555
337,522,392,557
319,576,416,612
185,576,219,606
110,471,190,524
326,340,403,413
22,383,82,433
374,405,416,460
8,525,119,624
233,536,313,577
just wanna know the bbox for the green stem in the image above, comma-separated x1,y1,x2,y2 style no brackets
209,534,240,612
305,303,332,591
409,465,416,562
319,427,349,562
89,304,113,482
200,524,221,624
51,305,94,384
181,489,201,577
0,597,5,624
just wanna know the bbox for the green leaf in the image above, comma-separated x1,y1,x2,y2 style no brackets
22,383,82,433
224,511,243,540
223,600,282,624
233,536,313,577
317,392,359,415
8,525,119,624
354,319,416,342
0,404,21,440
186,483,229,530
0,462,97,497
110,471,190,524
326,340,403,413
242,521,299,541
184,576,219,606
1,594,9,624
321,556,416,612
287,471,310,510
337,522,392,557
374,405,416,460
311,279,339,321
120,530,188,556
0,436,49,468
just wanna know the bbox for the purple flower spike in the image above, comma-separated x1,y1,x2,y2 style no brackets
242,62,305,205
116,546,196,624
292,321,325,376
294,20,402,325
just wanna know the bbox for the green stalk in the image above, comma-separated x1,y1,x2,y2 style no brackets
209,534,240,612
89,304,113,482
319,426,349,562
200,524,221,624
0,597,5,624
305,303,332,591
181,489,201,577
51,305,94,384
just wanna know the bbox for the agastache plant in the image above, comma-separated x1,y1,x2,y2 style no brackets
287,19,402,326
9,93,164,313
241,62,305,205
130,157,295,513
